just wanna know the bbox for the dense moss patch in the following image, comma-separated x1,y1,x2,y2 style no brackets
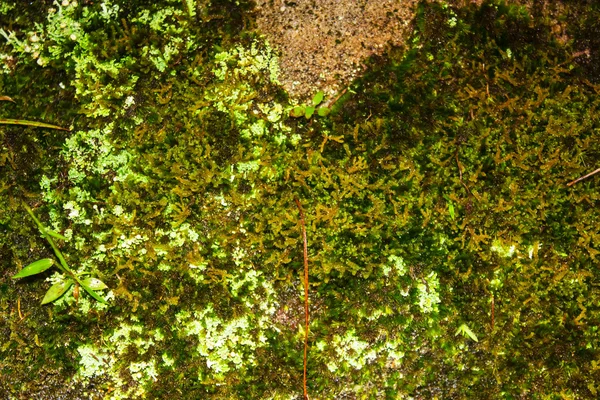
1,0,599,398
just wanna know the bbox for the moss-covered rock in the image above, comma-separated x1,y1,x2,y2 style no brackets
1,0,599,398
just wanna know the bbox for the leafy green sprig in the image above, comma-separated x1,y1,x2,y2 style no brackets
12,203,108,305
289,91,331,119
455,323,478,342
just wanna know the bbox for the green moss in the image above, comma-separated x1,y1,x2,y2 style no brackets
1,0,600,398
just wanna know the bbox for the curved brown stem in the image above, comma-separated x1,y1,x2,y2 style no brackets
294,198,310,400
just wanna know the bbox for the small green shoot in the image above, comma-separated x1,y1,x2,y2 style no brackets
444,195,455,220
1,95,70,130
11,203,108,305
312,90,324,105
289,90,330,119
0,118,70,131
455,323,478,342
448,200,455,220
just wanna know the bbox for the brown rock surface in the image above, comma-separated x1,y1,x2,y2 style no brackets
253,0,574,101
253,0,419,101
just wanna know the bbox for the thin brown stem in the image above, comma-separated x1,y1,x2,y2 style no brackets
455,149,472,195
567,167,600,187
323,87,348,110
18,297,23,320
491,293,495,330
294,198,310,400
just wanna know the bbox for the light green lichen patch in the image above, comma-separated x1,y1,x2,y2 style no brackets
491,239,517,258
202,38,293,147
173,267,278,380
384,255,407,277
417,272,441,314
75,319,165,399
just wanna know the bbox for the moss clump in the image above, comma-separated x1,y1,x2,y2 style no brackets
1,0,600,399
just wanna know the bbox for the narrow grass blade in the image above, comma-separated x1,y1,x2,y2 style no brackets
44,229,68,241
23,203,74,274
455,323,479,342
80,281,107,303
463,325,478,342
448,200,455,220
0,118,70,131
12,258,54,279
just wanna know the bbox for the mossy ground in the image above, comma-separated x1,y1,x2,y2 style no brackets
1,0,599,398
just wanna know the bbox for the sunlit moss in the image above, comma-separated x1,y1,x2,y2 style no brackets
1,0,600,398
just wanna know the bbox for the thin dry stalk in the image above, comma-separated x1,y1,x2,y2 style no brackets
567,167,600,187
294,198,310,400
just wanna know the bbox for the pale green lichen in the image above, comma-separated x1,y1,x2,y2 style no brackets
77,344,110,379
188,261,208,283
98,0,120,21
161,352,175,368
182,310,256,375
202,38,294,148
173,269,278,380
327,329,376,371
384,255,407,277
491,239,517,258
417,272,441,314
236,160,261,177
75,319,166,399
62,123,133,184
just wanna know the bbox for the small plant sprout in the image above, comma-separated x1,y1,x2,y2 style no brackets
455,323,478,342
1,94,70,130
12,203,108,305
444,195,455,220
289,90,331,119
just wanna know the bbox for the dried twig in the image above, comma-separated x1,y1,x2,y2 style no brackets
490,293,494,330
567,167,600,187
18,297,23,320
455,149,472,195
323,86,348,109
294,198,310,400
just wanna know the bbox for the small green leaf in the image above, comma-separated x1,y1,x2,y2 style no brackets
448,201,455,220
44,229,68,241
81,277,108,290
317,107,330,117
312,91,324,106
290,106,305,118
41,279,73,304
304,106,315,119
12,258,55,279
455,323,478,342
80,281,107,303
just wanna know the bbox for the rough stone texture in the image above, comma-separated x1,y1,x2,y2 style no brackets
253,0,419,101
252,0,577,102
